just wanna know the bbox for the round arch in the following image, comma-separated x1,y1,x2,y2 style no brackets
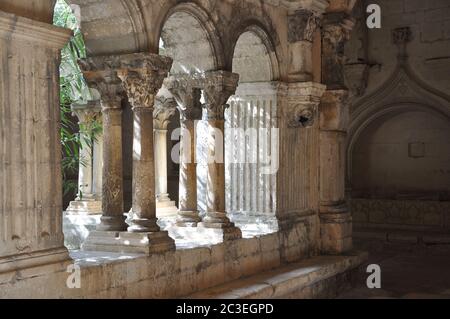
155,2,225,73
347,101,450,186
231,24,280,82
229,22,280,81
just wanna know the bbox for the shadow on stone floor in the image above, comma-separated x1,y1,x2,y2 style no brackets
337,238,450,299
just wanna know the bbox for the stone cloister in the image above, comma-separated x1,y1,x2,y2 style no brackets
0,0,449,299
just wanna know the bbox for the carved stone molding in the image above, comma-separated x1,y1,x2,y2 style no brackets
0,10,71,49
202,71,240,121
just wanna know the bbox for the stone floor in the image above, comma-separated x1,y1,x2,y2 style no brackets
337,238,450,299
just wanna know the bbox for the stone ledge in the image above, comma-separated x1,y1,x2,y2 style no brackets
189,251,367,299
354,227,450,245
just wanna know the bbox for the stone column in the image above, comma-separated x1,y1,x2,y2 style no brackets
153,97,178,216
66,101,102,215
78,55,129,253
198,71,242,240
0,10,72,275
117,53,175,253
166,75,203,227
319,13,354,254
284,0,328,82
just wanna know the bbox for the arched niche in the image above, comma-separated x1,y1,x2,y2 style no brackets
347,63,450,232
350,104,450,200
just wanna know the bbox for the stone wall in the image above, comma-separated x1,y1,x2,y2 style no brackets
346,0,450,231
0,221,320,298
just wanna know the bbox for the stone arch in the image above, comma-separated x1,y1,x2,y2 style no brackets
65,0,149,56
231,24,280,82
226,15,281,75
156,2,225,73
347,65,450,187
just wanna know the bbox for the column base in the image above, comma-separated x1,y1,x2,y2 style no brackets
0,247,71,278
176,210,201,227
320,205,353,255
66,199,102,215
82,231,175,254
155,194,178,217
197,222,242,241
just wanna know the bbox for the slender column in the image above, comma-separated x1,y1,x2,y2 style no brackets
115,53,175,254
199,71,242,240
92,113,104,200
66,102,102,215
153,97,177,214
166,76,203,227
285,0,328,82
78,56,128,233
0,11,72,274
319,13,354,254
116,54,172,234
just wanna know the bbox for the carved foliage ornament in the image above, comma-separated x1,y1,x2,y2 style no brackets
78,59,125,106
165,76,203,121
153,97,177,129
202,71,239,121
117,68,166,109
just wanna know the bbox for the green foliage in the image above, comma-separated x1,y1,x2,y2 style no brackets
54,0,100,199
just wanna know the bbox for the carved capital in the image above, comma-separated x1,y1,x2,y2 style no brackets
202,71,239,121
165,75,203,121
392,27,412,45
322,13,354,44
153,97,177,129
278,82,326,128
322,13,354,89
392,27,412,60
78,57,125,108
71,100,102,124
117,53,172,110
288,9,322,43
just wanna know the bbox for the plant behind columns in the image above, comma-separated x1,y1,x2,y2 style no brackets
53,0,101,200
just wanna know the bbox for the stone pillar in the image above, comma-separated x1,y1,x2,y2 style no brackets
285,0,328,82
319,13,354,254
273,80,326,263
66,102,102,215
0,11,72,275
165,76,203,227
153,97,177,216
117,53,175,253
198,71,242,240
78,56,128,234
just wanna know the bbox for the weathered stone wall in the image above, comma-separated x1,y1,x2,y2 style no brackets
0,222,319,298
